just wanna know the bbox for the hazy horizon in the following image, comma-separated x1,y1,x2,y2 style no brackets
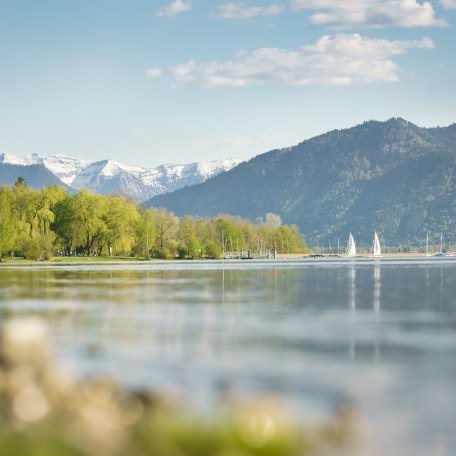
2,116,455,169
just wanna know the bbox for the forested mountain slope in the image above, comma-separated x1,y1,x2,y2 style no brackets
0,164,67,189
147,119,456,245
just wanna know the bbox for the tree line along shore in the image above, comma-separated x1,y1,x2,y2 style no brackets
0,179,309,261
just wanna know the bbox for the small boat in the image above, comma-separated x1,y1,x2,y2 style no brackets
346,233,356,257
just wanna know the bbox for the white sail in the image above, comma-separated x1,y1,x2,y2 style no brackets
373,232,381,256
346,233,356,257
434,233,450,257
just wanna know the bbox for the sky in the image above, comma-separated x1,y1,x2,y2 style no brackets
0,0,455,167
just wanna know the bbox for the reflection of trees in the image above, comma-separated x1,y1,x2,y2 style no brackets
1,261,455,376
0,264,305,311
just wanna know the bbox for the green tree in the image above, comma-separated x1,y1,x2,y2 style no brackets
216,217,247,253
204,240,222,259
33,186,66,237
52,195,77,254
11,179,35,237
71,190,106,255
1,182,309,260
0,187,16,260
177,216,201,259
134,209,156,259
152,208,178,256
263,213,282,229
14,176,27,187
102,196,140,255
277,225,309,254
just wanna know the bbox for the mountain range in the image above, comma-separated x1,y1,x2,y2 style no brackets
147,118,456,246
0,153,242,201
3,119,455,245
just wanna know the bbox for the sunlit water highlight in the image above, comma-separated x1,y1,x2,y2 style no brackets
1,257,455,455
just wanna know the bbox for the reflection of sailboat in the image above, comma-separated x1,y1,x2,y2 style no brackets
371,232,382,257
349,264,356,358
349,264,356,311
346,233,357,257
373,264,381,312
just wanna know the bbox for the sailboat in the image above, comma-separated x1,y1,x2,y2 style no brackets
434,233,450,257
371,232,382,257
346,233,357,257
425,234,432,257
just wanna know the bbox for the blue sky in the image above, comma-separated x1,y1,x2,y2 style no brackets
0,0,455,167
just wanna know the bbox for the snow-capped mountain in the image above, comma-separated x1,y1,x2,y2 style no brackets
71,158,242,201
0,153,242,200
0,153,92,186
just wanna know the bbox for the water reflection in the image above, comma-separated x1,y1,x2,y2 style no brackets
373,263,381,313
1,259,456,454
349,263,356,311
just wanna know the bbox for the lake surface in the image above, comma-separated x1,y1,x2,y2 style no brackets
1,258,455,455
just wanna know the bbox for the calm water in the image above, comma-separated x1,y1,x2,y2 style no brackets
1,258,455,455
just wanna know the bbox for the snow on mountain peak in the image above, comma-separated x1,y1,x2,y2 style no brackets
0,152,242,200
0,152,42,166
41,155,92,185
99,160,146,178
194,158,241,177
0,153,91,185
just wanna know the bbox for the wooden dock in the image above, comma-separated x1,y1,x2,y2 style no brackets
222,250,276,260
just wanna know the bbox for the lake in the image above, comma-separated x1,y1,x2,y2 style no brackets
0,258,455,455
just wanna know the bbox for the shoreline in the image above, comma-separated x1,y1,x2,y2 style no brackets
0,252,453,265
279,252,451,259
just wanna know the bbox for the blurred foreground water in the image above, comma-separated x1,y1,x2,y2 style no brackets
1,258,455,455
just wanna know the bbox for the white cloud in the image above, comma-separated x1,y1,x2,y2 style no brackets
156,0,192,17
145,68,163,79
216,0,445,28
440,0,456,8
289,0,446,28
217,3,284,19
166,34,434,88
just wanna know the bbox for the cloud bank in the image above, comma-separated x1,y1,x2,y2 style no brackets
216,0,446,28
217,3,284,19
440,0,456,8
154,34,434,88
146,68,163,79
156,0,192,17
